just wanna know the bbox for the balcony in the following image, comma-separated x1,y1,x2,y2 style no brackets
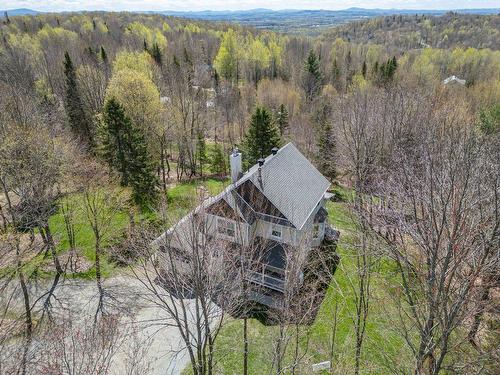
245,265,285,293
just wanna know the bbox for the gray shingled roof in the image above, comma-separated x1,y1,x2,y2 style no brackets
238,143,330,230
157,143,331,245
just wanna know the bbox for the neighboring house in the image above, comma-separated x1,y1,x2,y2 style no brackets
443,75,466,86
153,143,339,314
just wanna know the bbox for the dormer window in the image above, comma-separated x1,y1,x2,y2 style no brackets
270,225,282,240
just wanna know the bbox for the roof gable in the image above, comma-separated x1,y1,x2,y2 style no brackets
239,143,330,229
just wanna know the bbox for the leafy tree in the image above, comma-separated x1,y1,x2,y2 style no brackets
63,51,93,146
247,37,270,83
105,68,162,157
101,98,158,207
210,143,227,177
112,50,153,79
243,106,281,166
275,103,289,136
479,104,500,135
214,28,241,83
303,50,323,101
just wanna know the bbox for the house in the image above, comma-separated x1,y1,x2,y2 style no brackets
443,75,466,86
153,143,339,316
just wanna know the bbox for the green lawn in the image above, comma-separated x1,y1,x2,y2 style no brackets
47,190,134,278
45,179,230,278
207,191,413,374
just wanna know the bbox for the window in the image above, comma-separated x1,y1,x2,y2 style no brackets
217,218,235,237
313,223,321,239
270,225,282,239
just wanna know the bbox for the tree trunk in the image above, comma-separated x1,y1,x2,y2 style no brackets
243,317,248,375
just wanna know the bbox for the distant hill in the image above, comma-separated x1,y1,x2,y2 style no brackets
155,8,500,33
1,7,499,34
0,8,39,16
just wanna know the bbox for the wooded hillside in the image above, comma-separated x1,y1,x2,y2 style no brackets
0,11,499,375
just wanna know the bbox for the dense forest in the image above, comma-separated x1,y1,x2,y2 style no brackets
0,10,499,375
323,12,500,50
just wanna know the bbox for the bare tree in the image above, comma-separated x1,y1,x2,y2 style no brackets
366,99,499,374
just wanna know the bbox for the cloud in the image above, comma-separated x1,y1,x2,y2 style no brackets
2,0,499,12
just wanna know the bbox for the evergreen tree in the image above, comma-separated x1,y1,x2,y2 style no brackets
314,99,337,181
101,98,158,207
210,143,227,177
275,103,289,136
100,46,107,62
63,51,93,145
196,130,208,178
149,42,162,65
243,106,281,166
303,50,323,101
127,129,158,207
101,98,131,185
362,61,367,78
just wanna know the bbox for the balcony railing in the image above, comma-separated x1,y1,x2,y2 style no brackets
232,191,292,227
245,269,285,293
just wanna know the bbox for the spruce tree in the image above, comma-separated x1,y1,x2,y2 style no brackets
197,130,208,178
303,50,323,101
317,120,337,181
243,106,281,166
64,51,93,145
149,42,162,65
100,46,107,62
127,127,158,207
101,98,130,185
314,100,337,181
275,103,289,136
210,143,227,177
101,98,158,207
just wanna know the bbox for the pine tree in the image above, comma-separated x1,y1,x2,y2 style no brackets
100,46,107,62
303,50,323,101
63,51,93,145
101,98,158,207
101,98,130,185
243,106,281,166
127,127,158,208
149,42,162,66
210,143,227,177
275,104,289,136
317,121,337,181
314,100,337,181
362,61,367,78
197,130,208,178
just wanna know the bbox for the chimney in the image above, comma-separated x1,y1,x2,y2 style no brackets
271,147,279,155
230,147,242,183
257,158,265,189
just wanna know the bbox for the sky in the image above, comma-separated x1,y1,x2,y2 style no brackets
1,0,499,12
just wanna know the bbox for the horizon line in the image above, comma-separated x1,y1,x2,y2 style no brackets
2,6,500,13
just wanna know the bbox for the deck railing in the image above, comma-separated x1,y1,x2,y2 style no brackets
232,190,292,227
245,269,285,293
